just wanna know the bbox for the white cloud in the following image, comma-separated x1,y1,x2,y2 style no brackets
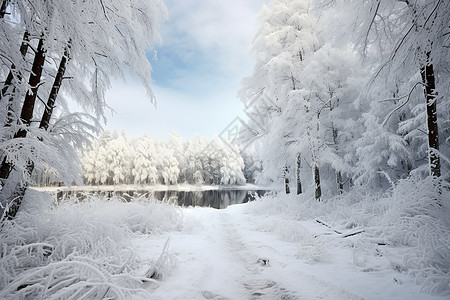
161,0,268,73
103,0,270,139
104,80,245,139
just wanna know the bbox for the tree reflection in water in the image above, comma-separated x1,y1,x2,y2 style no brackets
153,190,266,209
56,189,267,209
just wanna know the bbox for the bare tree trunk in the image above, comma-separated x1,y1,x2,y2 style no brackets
0,37,46,221
15,37,46,138
420,52,440,178
1,31,29,99
4,43,72,220
1,31,30,134
314,163,321,201
40,43,70,130
331,122,343,194
313,114,322,201
336,171,343,195
284,166,290,194
0,0,9,18
0,32,30,180
296,153,302,195
0,37,44,180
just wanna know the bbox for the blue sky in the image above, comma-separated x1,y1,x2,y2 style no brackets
103,0,269,139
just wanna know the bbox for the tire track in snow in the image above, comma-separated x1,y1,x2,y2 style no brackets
146,207,364,300
213,210,364,300
216,211,299,300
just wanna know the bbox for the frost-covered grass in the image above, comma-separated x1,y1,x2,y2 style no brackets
245,176,450,296
0,189,182,299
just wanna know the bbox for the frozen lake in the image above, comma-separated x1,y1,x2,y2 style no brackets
39,185,270,209
153,189,267,209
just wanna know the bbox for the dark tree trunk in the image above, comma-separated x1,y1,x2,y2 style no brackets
284,166,290,194
1,31,29,100
420,52,440,178
2,31,30,133
336,171,343,195
15,37,46,138
296,153,302,195
40,43,70,130
0,37,44,181
0,37,46,221
0,32,30,181
331,122,343,194
0,0,8,18
314,115,322,201
314,164,322,201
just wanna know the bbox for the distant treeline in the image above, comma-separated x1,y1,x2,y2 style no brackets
35,131,261,186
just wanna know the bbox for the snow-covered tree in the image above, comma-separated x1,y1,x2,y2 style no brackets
79,132,247,187
157,143,180,185
185,135,209,184
292,44,367,194
132,136,159,185
168,132,187,183
240,0,321,197
334,0,450,181
0,0,167,219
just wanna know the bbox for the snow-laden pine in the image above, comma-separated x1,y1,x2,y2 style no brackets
241,0,450,194
75,131,248,187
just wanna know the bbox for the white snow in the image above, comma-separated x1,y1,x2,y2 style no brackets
134,201,448,300
2,181,449,299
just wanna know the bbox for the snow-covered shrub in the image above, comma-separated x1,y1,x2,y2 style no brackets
375,177,450,295
273,219,328,263
245,176,450,295
144,238,178,281
74,194,184,234
0,189,183,299
0,254,148,299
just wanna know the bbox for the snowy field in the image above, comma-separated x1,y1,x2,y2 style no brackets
137,203,446,300
1,177,449,299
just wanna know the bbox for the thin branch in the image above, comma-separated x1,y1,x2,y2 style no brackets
0,0,9,18
377,82,425,102
94,52,108,58
371,0,442,83
382,81,425,127
363,0,381,55
99,0,109,21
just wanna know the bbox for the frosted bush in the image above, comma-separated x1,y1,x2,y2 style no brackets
273,219,311,243
377,177,450,296
0,255,149,299
272,219,328,264
0,189,183,299
246,176,450,295
59,193,184,234
144,238,178,281
296,235,329,264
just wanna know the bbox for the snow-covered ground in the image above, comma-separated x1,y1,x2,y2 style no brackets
1,177,449,299
135,202,448,300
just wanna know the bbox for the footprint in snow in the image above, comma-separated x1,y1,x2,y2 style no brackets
201,290,230,300
245,280,298,300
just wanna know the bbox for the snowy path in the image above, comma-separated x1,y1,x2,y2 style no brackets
133,204,445,300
